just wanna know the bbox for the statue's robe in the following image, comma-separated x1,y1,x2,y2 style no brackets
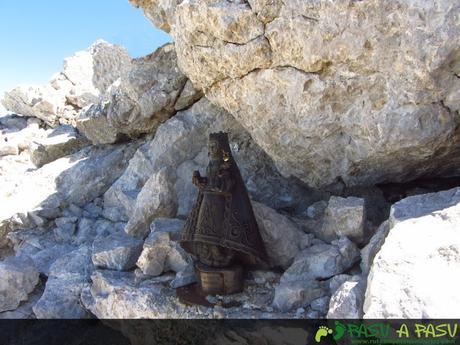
180,159,267,264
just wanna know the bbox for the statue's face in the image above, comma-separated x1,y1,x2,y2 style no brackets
208,139,221,160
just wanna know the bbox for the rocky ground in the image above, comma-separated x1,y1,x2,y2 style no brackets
0,0,459,320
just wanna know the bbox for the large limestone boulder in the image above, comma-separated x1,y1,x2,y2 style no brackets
134,0,460,188
104,44,186,138
0,255,39,312
2,40,131,126
61,39,131,107
364,187,460,318
52,144,138,207
76,44,199,144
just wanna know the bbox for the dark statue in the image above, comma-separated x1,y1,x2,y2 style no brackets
180,132,267,295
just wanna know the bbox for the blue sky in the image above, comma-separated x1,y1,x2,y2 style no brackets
0,0,171,96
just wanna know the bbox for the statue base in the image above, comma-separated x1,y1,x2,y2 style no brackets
196,263,244,295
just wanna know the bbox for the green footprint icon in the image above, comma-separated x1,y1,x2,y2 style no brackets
314,326,333,343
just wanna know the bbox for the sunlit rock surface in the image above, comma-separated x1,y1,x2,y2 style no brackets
364,187,460,318
135,0,460,188
2,41,131,126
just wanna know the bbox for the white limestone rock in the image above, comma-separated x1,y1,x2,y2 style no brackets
170,263,197,288
54,144,138,207
0,255,39,312
129,0,178,33
8,229,78,277
360,220,390,275
0,143,137,248
0,140,19,156
328,275,365,319
105,44,185,137
102,140,155,222
81,269,186,318
364,187,460,318
252,201,305,269
33,246,93,319
29,125,88,168
272,237,360,312
82,269,295,319
53,216,78,242
73,218,125,246
0,283,43,319
2,41,131,126
75,102,121,145
28,243,77,276
0,113,28,131
319,196,365,244
136,218,190,276
310,296,330,315
92,232,143,271
174,79,203,111
1,85,61,126
280,237,360,284
77,44,197,144
272,280,327,313
327,274,353,296
124,167,178,238
1,118,48,153
62,40,132,107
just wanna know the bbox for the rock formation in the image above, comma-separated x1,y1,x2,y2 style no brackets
134,0,460,188
2,40,131,127
0,0,459,321
76,43,202,144
364,187,460,318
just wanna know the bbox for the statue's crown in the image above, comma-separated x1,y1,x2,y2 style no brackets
209,131,229,144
